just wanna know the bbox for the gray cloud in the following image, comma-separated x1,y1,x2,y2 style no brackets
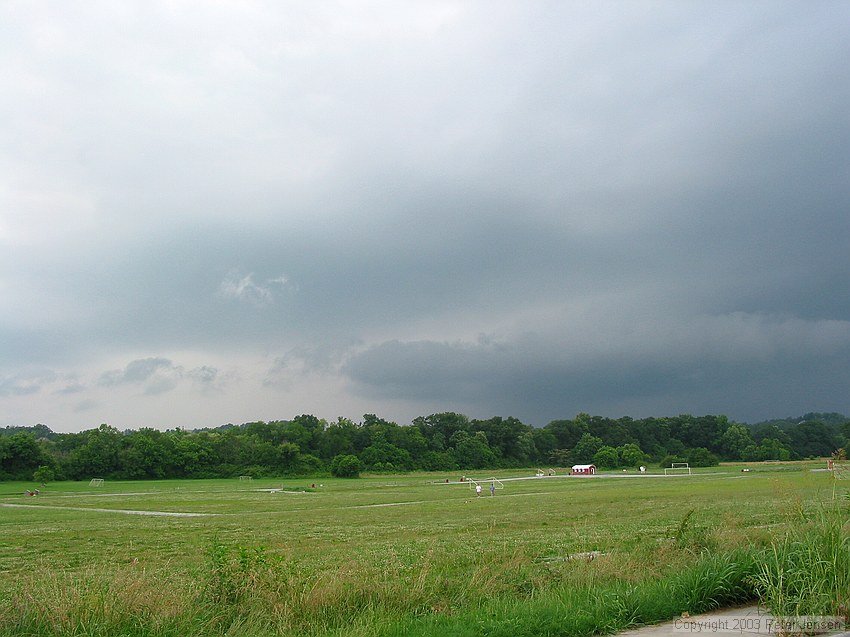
1,1,849,430
218,270,292,307
344,313,850,424
55,383,86,395
97,358,185,397
99,358,177,387
73,399,99,413
0,370,58,397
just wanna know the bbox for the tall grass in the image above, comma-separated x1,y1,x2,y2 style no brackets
4,523,846,637
0,560,201,637
1,537,759,637
751,505,850,620
379,550,758,637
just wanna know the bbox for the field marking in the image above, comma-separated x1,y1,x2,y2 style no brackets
1,471,734,518
50,491,161,498
347,500,425,509
0,503,217,517
437,472,725,485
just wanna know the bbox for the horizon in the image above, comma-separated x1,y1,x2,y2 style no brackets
5,409,847,436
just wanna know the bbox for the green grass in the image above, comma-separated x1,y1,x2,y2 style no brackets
0,464,846,636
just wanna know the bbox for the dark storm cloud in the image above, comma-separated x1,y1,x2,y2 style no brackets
1,1,849,430
345,314,850,424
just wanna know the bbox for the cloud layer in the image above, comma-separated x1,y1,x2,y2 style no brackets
2,1,849,431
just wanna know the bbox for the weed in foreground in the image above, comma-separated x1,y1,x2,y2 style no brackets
751,505,850,621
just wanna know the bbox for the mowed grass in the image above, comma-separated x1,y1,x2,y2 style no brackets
0,464,846,636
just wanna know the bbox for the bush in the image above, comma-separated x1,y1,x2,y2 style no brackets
330,454,362,478
659,454,686,469
592,446,619,469
686,447,719,467
32,465,55,485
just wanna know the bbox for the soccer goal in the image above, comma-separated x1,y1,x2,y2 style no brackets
664,462,691,476
238,475,253,482
89,478,104,487
469,478,504,493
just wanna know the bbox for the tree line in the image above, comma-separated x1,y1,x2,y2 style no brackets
1,412,848,482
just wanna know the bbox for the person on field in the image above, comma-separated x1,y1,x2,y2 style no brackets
475,484,482,497
490,482,496,496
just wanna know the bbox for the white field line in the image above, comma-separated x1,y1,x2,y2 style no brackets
0,503,217,517
347,500,426,509
2,471,737,518
436,472,725,485
48,489,249,498
297,490,557,512
51,492,160,498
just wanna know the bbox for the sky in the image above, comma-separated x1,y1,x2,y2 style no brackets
2,1,849,433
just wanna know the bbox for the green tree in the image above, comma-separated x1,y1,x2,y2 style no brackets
359,431,413,472
33,465,55,485
420,450,458,471
172,432,214,477
592,445,619,469
471,416,532,465
330,454,362,478
450,431,498,469
414,413,470,451
548,448,573,467
531,428,557,463
789,420,841,458
671,415,728,454
659,454,686,468
63,424,123,480
1,433,48,480
571,433,604,464
276,442,301,473
320,418,359,460
630,417,674,460
720,424,755,461
686,447,719,467
121,428,173,479
544,418,587,449
618,443,648,468
745,438,791,461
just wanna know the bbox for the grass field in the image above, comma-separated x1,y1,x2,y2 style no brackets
1,463,848,636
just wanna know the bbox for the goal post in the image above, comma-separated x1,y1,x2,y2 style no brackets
664,463,691,476
238,475,253,482
469,478,504,492
89,478,104,487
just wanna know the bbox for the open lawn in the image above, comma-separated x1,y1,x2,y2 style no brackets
1,463,847,636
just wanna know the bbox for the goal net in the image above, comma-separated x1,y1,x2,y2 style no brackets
89,478,104,487
239,475,253,482
467,478,504,491
664,462,691,476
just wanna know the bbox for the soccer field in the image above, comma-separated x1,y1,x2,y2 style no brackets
0,464,843,637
